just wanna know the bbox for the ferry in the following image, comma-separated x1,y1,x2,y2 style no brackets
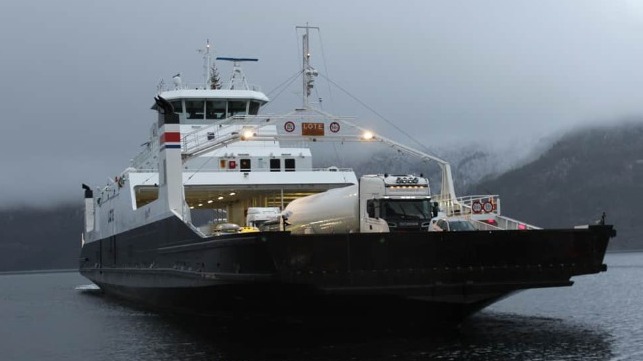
79,26,614,327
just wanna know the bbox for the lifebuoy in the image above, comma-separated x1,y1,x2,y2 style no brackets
482,201,494,213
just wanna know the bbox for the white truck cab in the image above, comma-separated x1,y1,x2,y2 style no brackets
360,174,433,232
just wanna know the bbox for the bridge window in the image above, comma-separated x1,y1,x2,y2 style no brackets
228,101,247,117
169,100,183,113
270,159,280,172
206,100,226,119
249,101,260,115
186,100,205,119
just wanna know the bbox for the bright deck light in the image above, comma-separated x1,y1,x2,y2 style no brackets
361,131,374,140
241,128,255,140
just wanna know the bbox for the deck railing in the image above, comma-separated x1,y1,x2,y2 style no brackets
432,193,541,230
159,82,263,93
127,167,354,174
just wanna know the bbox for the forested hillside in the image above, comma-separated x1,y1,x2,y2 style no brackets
469,121,643,250
0,204,82,271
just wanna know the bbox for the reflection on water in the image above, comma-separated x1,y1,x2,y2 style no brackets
153,311,613,361
72,282,614,361
451,313,612,361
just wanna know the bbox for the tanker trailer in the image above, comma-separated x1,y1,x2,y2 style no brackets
283,174,432,234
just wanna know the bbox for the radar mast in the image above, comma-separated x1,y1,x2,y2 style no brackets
197,39,213,89
296,24,320,109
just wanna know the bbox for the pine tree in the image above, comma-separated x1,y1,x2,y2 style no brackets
210,64,222,90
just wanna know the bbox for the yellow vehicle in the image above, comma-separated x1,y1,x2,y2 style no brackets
239,226,260,233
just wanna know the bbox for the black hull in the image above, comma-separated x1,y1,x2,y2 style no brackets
79,216,614,327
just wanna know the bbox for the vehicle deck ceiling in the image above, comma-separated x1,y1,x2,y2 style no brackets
134,183,350,209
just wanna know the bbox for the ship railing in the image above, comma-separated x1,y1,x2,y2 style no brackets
455,194,541,230
470,219,503,231
180,115,263,156
432,194,541,230
133,115,276,165
180,112,360,157
182,112,358,136
127,168,158,173
126,167,354,174
131,146,158,168
458,194,502,215
491,215,541,230
159,82,263,93
431,194,500,217
458,194,541,230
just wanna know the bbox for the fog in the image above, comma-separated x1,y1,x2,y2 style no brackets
1,0,642,207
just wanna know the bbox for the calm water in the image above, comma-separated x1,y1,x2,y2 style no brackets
1,253,641,361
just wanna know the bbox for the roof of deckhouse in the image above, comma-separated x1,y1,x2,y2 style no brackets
158,89,270,102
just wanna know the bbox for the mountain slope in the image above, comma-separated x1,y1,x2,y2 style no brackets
0,204,82,271
469,121,643,249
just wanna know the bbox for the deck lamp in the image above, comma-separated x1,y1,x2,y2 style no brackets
361,131,374,140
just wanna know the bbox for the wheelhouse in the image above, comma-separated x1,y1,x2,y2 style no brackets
151,90,269,125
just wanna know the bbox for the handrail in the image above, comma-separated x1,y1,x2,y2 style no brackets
125,167,354,174
430,193,540,230
494,215,541,230
470,219,502,231
159,82,263,93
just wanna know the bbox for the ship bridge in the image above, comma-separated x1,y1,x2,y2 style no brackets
152,88,269,125
152,56,269,126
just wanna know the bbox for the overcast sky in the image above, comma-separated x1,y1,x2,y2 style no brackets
1,0,642,207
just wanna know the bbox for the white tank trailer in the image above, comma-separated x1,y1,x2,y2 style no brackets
283,174,434,234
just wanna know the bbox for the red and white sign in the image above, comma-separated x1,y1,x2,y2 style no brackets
471,201,482,214
284,121,295,132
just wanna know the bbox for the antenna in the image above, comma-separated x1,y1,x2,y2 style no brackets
296,24,320,109
197,40,213,89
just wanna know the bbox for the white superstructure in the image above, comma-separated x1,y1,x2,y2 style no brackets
82,28,532,247
82,40,360,244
